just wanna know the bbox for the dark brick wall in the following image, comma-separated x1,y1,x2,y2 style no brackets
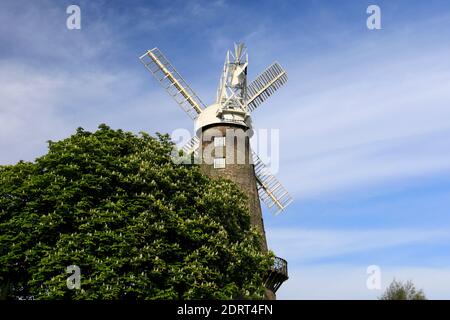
198,123,279,299
199,124,268,253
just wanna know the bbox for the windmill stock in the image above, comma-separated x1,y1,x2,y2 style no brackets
139,43,292,299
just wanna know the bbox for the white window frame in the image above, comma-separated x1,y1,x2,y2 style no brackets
214,136,226,148
213,157,226,169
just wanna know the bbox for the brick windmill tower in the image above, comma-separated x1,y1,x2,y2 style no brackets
140,43,292,299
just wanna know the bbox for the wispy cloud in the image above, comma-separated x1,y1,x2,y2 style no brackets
277,265,450,300
0,1,196,164
0,61,121,163
0,58,194,164
268,227,450,263
254,22,450,199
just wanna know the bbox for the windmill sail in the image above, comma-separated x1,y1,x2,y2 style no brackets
252,150,293,215
246,62,288,112
182,135,200,157
140,48,206,120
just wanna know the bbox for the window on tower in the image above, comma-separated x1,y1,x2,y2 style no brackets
214,136,226,147
213,158,226,169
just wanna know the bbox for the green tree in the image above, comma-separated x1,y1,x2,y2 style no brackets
0,124,272,300
379,279,427,300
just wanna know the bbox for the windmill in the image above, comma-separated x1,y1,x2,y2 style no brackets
139,43,292,299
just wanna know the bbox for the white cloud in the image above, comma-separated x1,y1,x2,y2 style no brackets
0,2,197,165
0,60,194,164
277,264,450,300
0,1,114,62
267,227,450,298
268,227,450,263
0,63,67,163
254,31,450,199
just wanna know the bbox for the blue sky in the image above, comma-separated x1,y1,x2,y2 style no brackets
1,0,450,299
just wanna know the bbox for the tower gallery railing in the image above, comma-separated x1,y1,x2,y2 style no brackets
264,256,288,293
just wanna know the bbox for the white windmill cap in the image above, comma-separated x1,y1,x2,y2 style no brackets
194,103,253,136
